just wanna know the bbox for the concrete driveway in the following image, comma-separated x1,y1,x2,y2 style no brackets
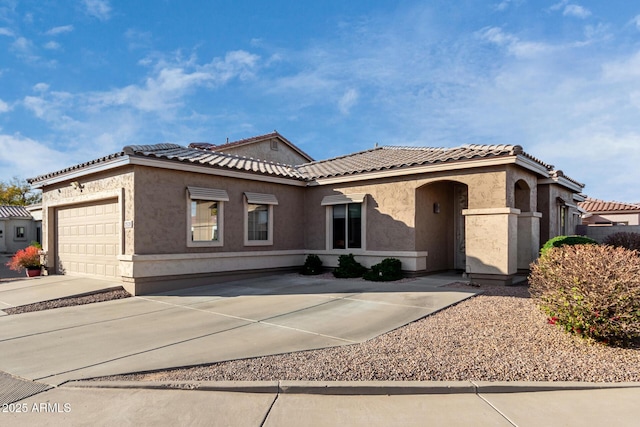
0,274,476,386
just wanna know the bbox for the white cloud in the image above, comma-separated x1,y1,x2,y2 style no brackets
338,88,359,114
124,28,152,50
493,0,523,12
11,36,32,53
0,99,10,113
478,27,552,58
43,41,61,50
45,25,74,36
0,134,71,180
633,15,640,30
0,27,15,37
33,83,50,92
563,4,591,19
549,1,591,19
83,0,111,21
89,50,259,114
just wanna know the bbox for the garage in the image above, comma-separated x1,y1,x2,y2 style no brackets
55,199,120,278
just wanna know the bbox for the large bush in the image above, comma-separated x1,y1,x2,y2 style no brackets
333,254,367,278
539,235,597,257
529,244,640,346
603,231,640,252
300,254,323,275
363,258,403,282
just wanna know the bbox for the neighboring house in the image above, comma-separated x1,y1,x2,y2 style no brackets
189,131,313,166
579,198,640,226
0,205,41,254
28,135,584,295
576,197,640,243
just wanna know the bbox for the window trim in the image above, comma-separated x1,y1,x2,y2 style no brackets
324,194,367,251
244,192,277,246
186,187,228,247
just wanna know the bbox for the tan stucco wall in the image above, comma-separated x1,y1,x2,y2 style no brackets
40,167,135,271
132,166,306,254
582,213,640,226
304,166,512,276
537,183,577,245
220,139,310,165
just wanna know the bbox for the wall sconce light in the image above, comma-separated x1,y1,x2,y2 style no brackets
433,202,440,214
70,181,83,190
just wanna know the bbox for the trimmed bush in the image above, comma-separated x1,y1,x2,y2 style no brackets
603,232,640,252
529,244,640,346
333,254,367,278
301,254,323,275
539,235,597,257
363,258,403,282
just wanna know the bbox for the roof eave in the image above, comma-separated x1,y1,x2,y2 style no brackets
29,156,132,189
308,155,529,186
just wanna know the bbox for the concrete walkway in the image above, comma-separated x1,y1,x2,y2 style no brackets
0,273,477,385
3,380,639,426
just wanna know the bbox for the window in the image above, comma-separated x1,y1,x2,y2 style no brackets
332,203,362,249
247,204,269,240
15,226,26,240
321,193,366,250
187,187,229,247
244,192,278,246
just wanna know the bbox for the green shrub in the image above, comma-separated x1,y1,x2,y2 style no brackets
529,244,640,346
333,254,367,278
363,258,403,282
301,254,323,275
603,232,640,252
539,235,597,257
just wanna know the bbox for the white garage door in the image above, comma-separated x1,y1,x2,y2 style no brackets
56,199,120,278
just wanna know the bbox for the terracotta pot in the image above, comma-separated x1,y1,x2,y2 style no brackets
26,268,41,277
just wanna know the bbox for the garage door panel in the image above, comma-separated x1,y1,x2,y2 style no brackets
56,199,120,279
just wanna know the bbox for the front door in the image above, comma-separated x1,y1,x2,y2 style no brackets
454,184,468,271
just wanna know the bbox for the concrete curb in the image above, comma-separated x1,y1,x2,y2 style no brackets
62,380,640,395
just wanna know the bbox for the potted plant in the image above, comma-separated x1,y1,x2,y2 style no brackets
7,245,42,277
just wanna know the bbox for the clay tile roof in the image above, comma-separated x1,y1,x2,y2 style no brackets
579,198,640,213
0,205,32,218
124,144,305,180
297,144,547,179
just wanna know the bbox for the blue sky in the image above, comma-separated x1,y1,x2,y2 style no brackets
1,0,639,202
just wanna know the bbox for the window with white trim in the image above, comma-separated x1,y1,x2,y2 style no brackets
321,194,366,250
15,226,26,240
187,187,228,247
244,192,278,246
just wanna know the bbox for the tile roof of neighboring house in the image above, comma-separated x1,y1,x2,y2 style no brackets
188,131,315,162
28,141,580,188
297,144,554,179
579,198,640,213
0,205,32,219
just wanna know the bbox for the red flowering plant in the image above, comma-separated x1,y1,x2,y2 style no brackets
7,245,42,272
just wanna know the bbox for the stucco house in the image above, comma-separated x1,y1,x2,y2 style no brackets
579,198,640,226
0,205,41,254
28,133,584,295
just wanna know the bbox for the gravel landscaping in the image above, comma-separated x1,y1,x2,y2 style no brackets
100,281,640,383
2,288,131,315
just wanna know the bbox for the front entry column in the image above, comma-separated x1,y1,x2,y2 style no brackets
462,207,520,285
517,212,542,271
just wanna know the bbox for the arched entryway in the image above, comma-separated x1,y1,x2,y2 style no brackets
415,181,469,273
514,179,540,271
